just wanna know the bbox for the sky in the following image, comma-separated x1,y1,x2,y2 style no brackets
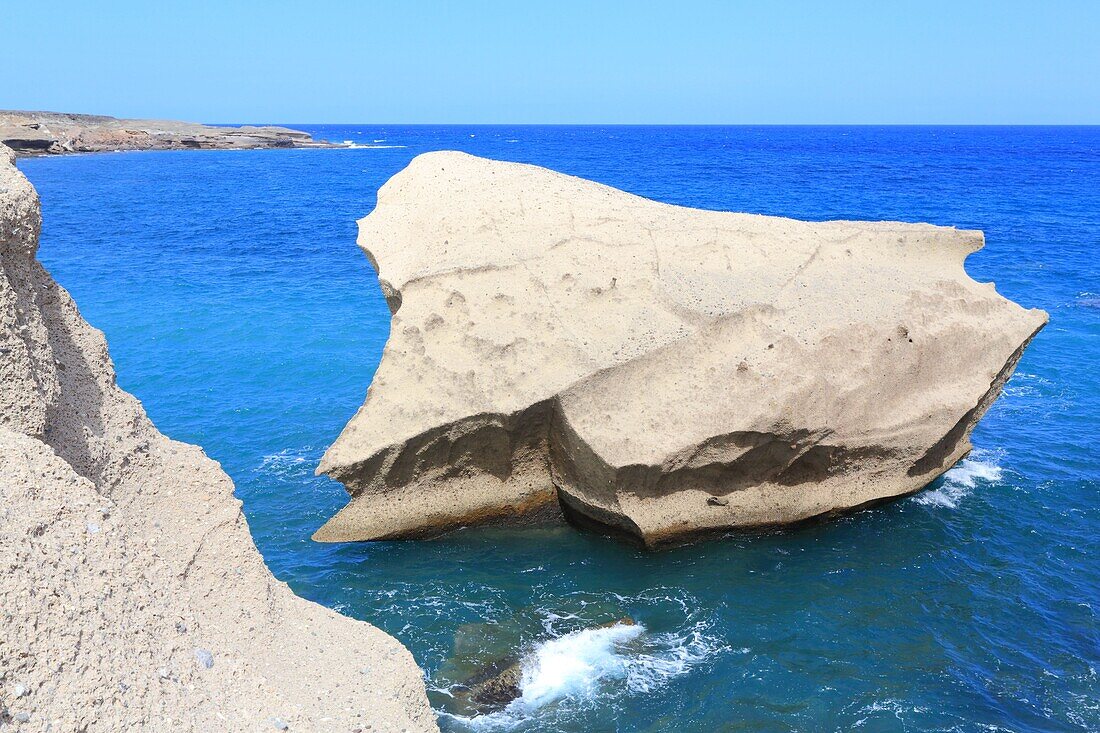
2,0,1098,124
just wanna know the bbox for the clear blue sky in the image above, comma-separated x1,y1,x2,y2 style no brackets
3,0,1097,124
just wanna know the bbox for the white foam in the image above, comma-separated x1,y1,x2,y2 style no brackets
446,619,722,730
259,447,310,471
852,698,929,727
1002,371,1053,398
914,450,1003,508
342,141,408,149
518,623,643,708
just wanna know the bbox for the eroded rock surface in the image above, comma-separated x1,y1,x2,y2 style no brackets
0,145,437,731
0,110,337,156
317,151,1047,547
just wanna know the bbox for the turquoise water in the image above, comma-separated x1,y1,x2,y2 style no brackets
19,126,1099,732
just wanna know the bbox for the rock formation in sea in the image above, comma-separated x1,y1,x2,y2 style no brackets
316,151,1048,548
0,144,436,731
0,110,338,156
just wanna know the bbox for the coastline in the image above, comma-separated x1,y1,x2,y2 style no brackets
0,110,346,157
6,122,1094,731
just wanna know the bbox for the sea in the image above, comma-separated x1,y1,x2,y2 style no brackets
17,126,1099,732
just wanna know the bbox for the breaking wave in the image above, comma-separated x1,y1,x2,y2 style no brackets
913,449,1004,509
441,617,723,731
518,622,644,708
342,140,409,149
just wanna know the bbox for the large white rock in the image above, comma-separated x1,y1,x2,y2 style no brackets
317,151,1047,547
0,145,437,732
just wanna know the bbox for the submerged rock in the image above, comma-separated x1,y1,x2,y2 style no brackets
316,151,1047,547
456,656,524,714
0,144,437,731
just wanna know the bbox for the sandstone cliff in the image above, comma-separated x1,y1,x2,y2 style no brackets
316,151,1047,547
0,145,437,731
0,111,336,156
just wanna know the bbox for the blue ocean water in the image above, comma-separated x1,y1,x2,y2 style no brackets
18,126,1099,732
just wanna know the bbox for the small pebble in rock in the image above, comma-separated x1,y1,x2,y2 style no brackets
86,522,101,534
14,711,31,722
194,648,214,669
270,717,289,730
157,667,171,680
13,683,27,698
175,621,188,634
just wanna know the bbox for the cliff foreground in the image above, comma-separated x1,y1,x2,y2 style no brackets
0,110,336,156
0,145,436,730
317,151,1047,548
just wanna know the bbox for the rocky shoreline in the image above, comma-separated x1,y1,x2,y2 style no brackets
0,111,341,156
0,144,435,731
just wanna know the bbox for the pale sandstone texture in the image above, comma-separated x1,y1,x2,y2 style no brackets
0,145,436,731
0,110,337,156
316,151,1047,547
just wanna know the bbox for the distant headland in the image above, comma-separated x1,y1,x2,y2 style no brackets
0,110,340,156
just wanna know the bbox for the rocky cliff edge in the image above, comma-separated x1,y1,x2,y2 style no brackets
0,144,437,731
